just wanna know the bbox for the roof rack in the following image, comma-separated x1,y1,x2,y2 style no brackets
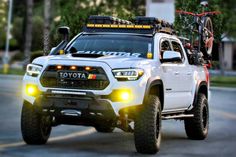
88,15,133,25
83,15,175,35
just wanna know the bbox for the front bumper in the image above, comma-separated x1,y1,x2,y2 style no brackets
23,76,147,116
33,90,116,121
23,60,147,116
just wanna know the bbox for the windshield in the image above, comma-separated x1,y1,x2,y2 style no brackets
66,34,153,58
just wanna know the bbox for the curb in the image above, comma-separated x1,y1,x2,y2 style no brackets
0,74,23,80
210,86,236,92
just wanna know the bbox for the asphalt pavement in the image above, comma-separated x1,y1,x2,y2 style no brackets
0,76,236,157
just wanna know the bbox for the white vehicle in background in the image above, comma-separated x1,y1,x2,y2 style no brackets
21,16,210,154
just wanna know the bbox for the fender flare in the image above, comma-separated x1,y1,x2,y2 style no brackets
143,78,164,110
193,81,208,106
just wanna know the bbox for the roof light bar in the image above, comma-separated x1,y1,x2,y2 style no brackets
86,24,152,29
85,15,175,35
88,15,132,25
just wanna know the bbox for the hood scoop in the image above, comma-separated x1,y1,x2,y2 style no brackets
71,53,104,58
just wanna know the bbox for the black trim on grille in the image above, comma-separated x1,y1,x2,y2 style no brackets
40,65,110,90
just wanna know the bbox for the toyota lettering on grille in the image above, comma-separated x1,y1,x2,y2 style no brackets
58,71,88,80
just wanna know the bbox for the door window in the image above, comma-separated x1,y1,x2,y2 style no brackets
171,41,185,63
160,40,171,59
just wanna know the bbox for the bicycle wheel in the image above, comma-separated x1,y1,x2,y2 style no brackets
201,17,213,58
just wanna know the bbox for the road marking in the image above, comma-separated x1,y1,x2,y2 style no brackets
0,91,22,98
0,128,95,149
212,109,236,120
0,142,24,149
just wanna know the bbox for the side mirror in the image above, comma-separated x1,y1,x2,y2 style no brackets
161,51,182,63
48,27,70,56
58,26,70,41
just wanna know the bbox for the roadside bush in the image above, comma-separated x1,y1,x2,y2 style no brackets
211,61,220,70
9,38,18,50
30,51,44,62
11,51,44,65
0,30,6,49
10,51,24,63
0,37,18,51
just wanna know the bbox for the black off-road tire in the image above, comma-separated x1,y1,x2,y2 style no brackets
21,101,52,144
95,125,115,133
134,95,161,154
184,93,209,140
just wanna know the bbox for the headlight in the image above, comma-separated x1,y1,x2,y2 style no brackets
112,68,144,81
26,64,43,77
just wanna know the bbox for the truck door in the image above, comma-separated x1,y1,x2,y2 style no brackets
160,39,192,110
171,40,193,106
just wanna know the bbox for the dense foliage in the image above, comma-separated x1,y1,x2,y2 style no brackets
54,0,145,41
0,0,8,49
175,0,236,42
8,0,145,51
1,0,235,56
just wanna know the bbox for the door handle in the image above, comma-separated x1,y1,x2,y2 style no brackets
174,72,179,75
187,72,191,76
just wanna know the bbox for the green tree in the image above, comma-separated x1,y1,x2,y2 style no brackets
24,0,34,64
175,0,236,75
54,0,145,38
218,0,236,38
0,0,7,49
43,0,51,55
175,0,236,40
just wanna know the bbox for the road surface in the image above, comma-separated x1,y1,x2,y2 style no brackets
0,76,236,157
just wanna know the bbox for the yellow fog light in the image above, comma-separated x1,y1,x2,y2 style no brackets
110,89,132,102
25,84,40,97
120,91,130,101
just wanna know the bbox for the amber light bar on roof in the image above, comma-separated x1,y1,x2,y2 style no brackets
86,24,153,29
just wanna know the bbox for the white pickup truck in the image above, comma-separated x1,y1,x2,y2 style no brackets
21,16,210,154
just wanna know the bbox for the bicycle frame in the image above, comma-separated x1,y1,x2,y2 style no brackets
176,10,220,53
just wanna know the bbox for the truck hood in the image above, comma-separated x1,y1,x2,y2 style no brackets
32,54,151,69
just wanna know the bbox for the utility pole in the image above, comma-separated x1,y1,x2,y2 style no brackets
3,0,13,74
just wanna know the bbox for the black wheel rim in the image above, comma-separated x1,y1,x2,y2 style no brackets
202,104,208,129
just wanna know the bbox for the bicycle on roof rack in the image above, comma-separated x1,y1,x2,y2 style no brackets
176,0,220,64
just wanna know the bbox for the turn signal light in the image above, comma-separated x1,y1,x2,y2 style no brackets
56,65,62,70
85,66,91,71
70,66,76,70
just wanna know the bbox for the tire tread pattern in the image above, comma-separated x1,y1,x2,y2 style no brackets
134,95,161,154
184,93,209,140
21,101,51,144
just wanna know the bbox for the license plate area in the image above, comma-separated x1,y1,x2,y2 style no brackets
42,97,90,110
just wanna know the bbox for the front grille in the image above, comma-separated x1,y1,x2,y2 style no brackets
40,65,109,90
